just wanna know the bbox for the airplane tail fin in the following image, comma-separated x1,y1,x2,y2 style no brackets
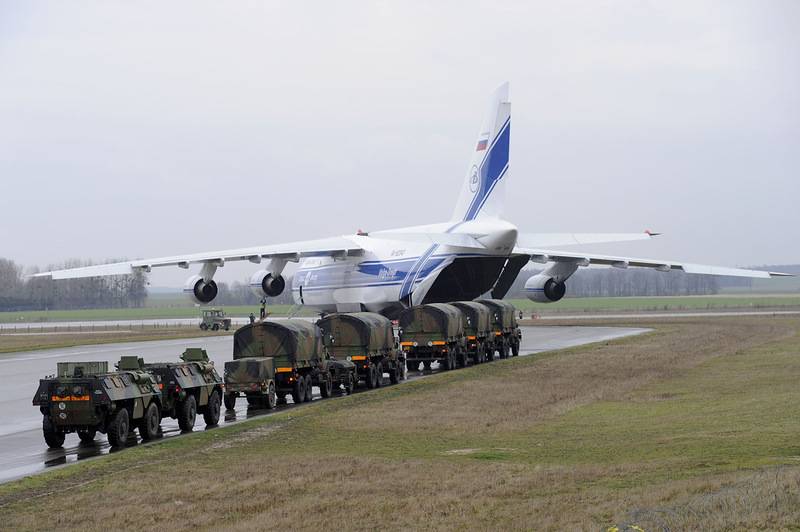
451,82,511,222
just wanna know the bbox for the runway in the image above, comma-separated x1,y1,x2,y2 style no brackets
0,325,648,484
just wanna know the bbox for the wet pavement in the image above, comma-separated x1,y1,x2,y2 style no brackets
0,325,649,483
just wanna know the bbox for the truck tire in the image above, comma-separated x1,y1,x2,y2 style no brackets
178,395,197,432
389,363,400,384
42,417,65,448
485,346,494,362
500,341,509,359
511,338,520,357
375,363,383,388
304,376,314,402
366,366,377,389
224,392,237,410
139,402,160,441
441,353,451,371
423,361,432,372
107,408,130,448
212,323,220,331
292,377,305,404
276,392,287,405
200,323,208,331
203,390,221,426
406,360,417,372
224,323,230,331
457,348,467,368
320,373,332,398
78,429,96,443
265,383,277,409
345,372,355,394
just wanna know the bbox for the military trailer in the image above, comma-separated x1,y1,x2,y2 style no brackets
200,308,231,331
451,301,493,365
32,358,162,449
317,312,403,389
143,348,224,431
477,299,522,358
223,319,357,410
398,303,465,372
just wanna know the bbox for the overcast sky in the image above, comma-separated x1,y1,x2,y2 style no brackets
1,1,798,286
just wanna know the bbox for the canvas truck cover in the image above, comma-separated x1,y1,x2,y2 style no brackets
477,299,518,331
398,303,464,340
224,357,275,385
233,320,321,361
317,312,394,353
450,301,492,337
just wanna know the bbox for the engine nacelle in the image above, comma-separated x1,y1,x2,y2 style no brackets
183,274,219,305
524,274,566,303
249,270,286,298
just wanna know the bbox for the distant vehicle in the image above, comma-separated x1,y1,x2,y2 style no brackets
32,357,162,448
478,299,521,358
200,308,231,331
142,348,224,431
399,303,466,372
451,301,493,364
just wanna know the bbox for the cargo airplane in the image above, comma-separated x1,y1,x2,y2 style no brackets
33,83,791,316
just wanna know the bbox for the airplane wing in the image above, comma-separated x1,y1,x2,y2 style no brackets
30,236,365,279
516,231,658,248
514,247,794,278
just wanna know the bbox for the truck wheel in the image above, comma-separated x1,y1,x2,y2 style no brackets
366,366,377,389
457,349,467,368
345,372,355,394
511,339,520,357
441,354,451,371
139,402,160,441
107,408,130,448
224,324,230,331
500,342,509,359
406,360,416,372
266,383,277,409
78,429,96,443
292,378,305,404
203,390,221,426
276,392,287,405
42,417,65,448
423,361,432,372
304,376,314,402
375,363,383,388
389,363,400,384
200,323,208,331
178,395,197,432
212,323,220,331
224,393,237,410
320,374,332,398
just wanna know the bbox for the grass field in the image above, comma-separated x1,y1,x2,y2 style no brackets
2,294,799,324
1,316,799,530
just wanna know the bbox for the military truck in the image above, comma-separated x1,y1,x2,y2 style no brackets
477,299,522,358
143,348,224,431
32,358,162,449
200,308,231,331
451,301,493,365
223,319,357,410
398,303,465,372
317,312,403,389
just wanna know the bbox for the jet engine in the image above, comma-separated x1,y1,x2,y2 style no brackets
250,270,286,298
524,274,566,303
184,274,219,305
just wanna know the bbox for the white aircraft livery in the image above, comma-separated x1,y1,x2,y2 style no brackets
34,83,791,316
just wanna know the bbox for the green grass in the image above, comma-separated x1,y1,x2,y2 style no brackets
509,294,800,314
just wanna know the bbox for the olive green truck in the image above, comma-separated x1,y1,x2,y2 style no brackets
399,303,466,372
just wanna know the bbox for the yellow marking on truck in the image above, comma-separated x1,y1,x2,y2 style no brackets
431,341,446,345
467,335,476,340
51,395,90,401
276,367,294,373
351,355,368,361
400,342,414,346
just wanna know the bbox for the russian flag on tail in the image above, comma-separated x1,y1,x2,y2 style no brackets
476,133,489,151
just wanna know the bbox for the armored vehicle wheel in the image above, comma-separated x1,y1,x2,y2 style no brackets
78,429,96,443
212,323,220,331
292,377,305,404
178,395,197,432
511,339,520,357
345,372,355,394
139,402,160,441
200,323,208,331
203,390,221,426
375,363,384,387
42,417,65,448
390,363,400,384
265,383,277,409
366,366,377,389
107,408,130,448
320,374,332,398
224,393,237,410
304,376,314,402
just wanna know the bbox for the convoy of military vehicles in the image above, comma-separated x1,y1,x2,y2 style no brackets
32,299,522,449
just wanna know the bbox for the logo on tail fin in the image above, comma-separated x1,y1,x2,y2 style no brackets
469,166,479,193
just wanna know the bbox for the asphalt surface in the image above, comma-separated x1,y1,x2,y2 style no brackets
0,325,648,484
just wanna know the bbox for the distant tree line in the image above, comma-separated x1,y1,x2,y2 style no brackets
0,258,148,311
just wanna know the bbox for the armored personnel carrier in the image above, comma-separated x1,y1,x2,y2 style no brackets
32,357,162,449
224,319,357,409
450,301,493,365
398,303,465,372
317,312,402,388
477,299,522,358
143,348,224,431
